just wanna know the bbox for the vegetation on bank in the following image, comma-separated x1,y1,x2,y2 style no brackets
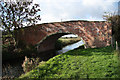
18,46,120,79
55,37,81,50
2,43,38,62
2,36,80,62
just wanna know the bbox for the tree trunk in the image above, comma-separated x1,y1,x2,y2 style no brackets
13,29,19,48
117,41,120,50
116,41,119,50
111,35,115,48
14,29,27,49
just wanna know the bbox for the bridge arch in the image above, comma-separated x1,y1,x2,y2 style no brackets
36,32,86,52
36,33,70,52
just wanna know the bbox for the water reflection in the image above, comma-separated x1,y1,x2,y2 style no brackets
57,40,85,54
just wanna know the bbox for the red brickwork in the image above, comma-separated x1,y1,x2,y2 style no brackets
17,20,111,52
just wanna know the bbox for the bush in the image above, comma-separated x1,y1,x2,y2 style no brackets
2,43,38,62
22,56,40,73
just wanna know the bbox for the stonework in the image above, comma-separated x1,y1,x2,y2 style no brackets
17,20,111,52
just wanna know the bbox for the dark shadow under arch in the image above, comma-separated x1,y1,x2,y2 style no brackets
37,33,73,52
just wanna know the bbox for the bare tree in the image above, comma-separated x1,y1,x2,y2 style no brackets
0,0,41,47
103,12,120,50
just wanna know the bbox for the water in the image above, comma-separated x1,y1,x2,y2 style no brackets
57,40,85,54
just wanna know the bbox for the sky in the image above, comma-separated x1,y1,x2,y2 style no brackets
61,34,78,38
32,0,119,24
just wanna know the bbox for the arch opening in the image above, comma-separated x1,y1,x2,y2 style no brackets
37,33,86,53
55,34,83,50
37,33,71,53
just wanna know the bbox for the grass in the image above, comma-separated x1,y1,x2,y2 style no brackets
59,37,81,46
55,37,81,50
18,46,120,79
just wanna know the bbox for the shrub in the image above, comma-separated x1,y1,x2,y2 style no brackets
22,56,40,73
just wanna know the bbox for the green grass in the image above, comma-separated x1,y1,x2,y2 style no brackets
55,37,81,50
58,37,81,46
18,46,120,79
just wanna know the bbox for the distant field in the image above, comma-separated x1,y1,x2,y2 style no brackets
55,37,81,50
18,46,120,79
59,37,81,44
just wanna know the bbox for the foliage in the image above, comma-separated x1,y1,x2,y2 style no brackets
0,0,40,32
18,46,120,79
103,12,120,50
2,35,15,51
103,12,119,36
0,0,41,47
2,44,38,62
22,56,41,73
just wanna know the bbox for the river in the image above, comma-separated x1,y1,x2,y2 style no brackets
2,40,85,79
57,40,85,54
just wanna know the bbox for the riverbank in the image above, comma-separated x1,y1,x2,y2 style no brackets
2,49,57,79
18,46,120,79
2,37,81,79
55,37,81,50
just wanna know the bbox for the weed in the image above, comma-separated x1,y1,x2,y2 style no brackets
22,56,40,73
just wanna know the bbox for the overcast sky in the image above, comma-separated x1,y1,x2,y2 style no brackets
33,0,119,24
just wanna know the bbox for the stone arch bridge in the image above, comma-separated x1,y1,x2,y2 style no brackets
17,20,112,52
